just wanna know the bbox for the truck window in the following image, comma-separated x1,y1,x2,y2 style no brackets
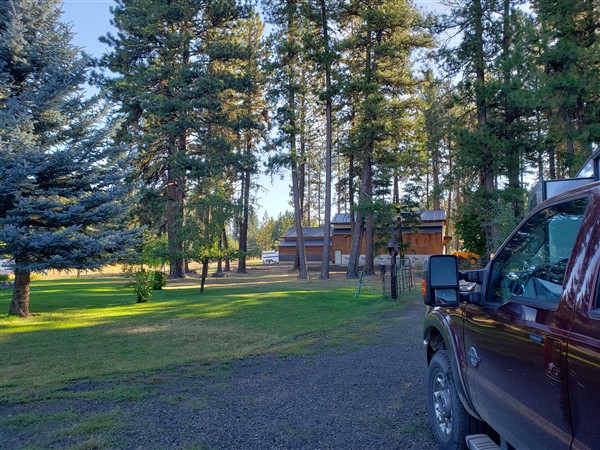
490,197,588,308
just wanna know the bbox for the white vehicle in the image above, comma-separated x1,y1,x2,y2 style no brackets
261,251,279,264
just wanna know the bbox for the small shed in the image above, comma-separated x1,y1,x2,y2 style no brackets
278,227,333,262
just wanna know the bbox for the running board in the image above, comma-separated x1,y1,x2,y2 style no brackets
466,434,500,450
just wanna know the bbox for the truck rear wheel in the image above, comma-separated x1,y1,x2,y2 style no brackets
427,350,482,450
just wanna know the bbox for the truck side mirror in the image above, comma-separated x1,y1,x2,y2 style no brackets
423,255,460,306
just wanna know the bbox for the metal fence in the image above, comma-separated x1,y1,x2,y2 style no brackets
353,258,417,301
397,258,414,294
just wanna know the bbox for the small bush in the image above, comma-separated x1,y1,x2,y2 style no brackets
0,274,10,283
152,271,167,290
126,269,154,303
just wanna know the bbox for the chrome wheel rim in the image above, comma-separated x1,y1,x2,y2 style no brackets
432,371,453,436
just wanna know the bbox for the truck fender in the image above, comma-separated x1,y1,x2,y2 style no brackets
423,309,482,422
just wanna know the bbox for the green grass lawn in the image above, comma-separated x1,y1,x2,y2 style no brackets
0,271,414,403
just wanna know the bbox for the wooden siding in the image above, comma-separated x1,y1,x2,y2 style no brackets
279,246,333,262
331,234,362,255
332,232,444,255
402,233,443,255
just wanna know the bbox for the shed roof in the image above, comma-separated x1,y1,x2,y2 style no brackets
420,210,447,222
282,227,330,239
332,210,446,224
332,213,353,224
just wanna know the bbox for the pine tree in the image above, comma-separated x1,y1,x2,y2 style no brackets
0,0,138,317
100,0,240,278
264,0,310,279
303,0,338,278
338,0,431,277
492,6,535,221
184,179,236,292
216,10,269,274
437,0,504,256
534,0,599,176
434,0,596,253
421,71,448,211
254,212,277,251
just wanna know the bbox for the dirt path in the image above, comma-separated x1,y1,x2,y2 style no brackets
2,296,437,449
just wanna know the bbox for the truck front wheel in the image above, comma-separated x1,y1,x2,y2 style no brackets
427,350,481,450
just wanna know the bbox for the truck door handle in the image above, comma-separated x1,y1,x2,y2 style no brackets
544,337,562,381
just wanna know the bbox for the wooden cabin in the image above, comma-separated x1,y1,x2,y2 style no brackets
331,211,450,259
278,210,451,264
278,227,333,262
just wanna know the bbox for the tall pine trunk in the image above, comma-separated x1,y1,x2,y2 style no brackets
217,232,223,274
346,211,364,279
300,95,310,226
291,106,308,278
349,155,355,230
166,163,185,278
284,6,308,280
10,269,31,317
364,216,375,275
358,25,377,277
319,0,332,280
393,175,405,257
200,258,209,293
363,163,374,276
292,156,309,279
445,151,454,254
346,158,371,279
166,44,190,279
473,0,498,257
223,227,231,272
237,149,251,274
432,146,441,210
502,0,522,220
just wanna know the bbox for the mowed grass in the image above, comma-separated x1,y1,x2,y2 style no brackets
0,270,409,402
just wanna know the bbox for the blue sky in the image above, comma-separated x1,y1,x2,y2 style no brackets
61,1,114,57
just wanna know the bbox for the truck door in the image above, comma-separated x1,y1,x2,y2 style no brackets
462,197,589,450
566,221,600,450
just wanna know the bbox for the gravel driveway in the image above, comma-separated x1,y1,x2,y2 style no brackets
2,295,437,449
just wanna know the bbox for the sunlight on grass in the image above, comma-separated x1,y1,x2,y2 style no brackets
0,272,416,402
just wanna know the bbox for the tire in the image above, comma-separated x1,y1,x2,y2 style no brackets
427,350,483,450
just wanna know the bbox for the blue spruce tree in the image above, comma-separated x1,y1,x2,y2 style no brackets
0,0,138,317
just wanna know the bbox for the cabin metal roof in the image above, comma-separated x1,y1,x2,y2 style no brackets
332,210,446,224
282,227,329,239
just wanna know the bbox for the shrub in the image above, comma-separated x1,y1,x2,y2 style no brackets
126,269,154,303
152,271,167,290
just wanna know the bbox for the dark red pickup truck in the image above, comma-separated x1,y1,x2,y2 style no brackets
423,181,600,450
